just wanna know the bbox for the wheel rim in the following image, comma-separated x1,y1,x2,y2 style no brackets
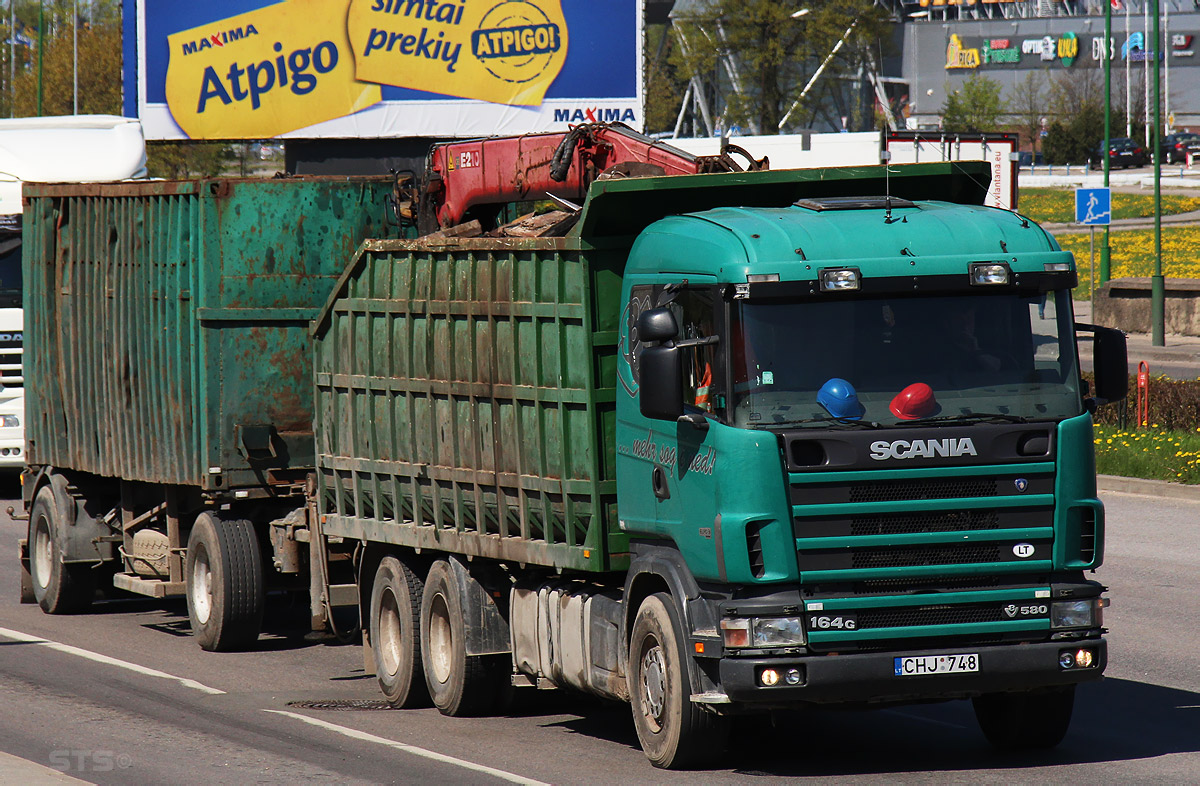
190,544,213,625
640,640,667,732
378,586,402,678
428,592,453,684
32,515,52,589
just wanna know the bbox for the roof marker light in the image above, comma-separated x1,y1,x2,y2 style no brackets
969,262,1010,285
820,267,860,291
747,273,780,283
1044,262,1072,272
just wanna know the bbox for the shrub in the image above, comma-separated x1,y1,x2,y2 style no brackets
1089,373,1200,431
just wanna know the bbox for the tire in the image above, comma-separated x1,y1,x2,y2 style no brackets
972,685,1075,750
419,559,509,717
628,593,729,769
28,485,95,614
185,512,264,652
371,556,430,708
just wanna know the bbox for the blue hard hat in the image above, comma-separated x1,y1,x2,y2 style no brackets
817,378,865,420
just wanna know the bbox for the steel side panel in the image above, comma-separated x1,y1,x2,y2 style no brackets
25,177,396,488
314,240,626,572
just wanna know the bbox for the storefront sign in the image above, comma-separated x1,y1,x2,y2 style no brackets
945,34,981,68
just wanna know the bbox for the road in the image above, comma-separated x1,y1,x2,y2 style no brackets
0,479,1197,783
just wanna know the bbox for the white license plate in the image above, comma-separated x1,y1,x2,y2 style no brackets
894,653,979,676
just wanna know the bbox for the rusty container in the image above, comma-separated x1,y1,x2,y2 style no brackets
24,176,397,491
311,236,625,573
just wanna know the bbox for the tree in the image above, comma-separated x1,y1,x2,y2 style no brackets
668,0,893,134
1041,69,1137,165
1007,71,1047,153
940,74,1006,133
145,142,232,180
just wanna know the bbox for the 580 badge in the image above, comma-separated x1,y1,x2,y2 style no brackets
809,613,857,631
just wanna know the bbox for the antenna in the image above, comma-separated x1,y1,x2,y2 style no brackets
881,149,897,224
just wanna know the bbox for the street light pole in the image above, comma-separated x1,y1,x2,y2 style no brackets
1151,0,1164,347
1101,0,1111,286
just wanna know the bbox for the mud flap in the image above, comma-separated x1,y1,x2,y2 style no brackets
18,537,34,603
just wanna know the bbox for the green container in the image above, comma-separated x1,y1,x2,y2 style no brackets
24,176,397,491
312,237,626,572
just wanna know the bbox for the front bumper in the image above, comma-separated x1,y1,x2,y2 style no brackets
718,637,1106,706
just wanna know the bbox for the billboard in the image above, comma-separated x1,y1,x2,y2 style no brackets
124,0,643,140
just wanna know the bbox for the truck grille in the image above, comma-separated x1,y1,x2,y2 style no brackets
849,477,997,503
857,603,1012,629
850,510,999,536
852,544,999,570
0,336,22,388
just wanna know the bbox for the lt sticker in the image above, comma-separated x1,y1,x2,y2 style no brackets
348,0,568,105
165,0,381,139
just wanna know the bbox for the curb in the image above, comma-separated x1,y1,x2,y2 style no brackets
1097,473,1200,500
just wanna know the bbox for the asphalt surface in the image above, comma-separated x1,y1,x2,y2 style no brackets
0,476,1198,782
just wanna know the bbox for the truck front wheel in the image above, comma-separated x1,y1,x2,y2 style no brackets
370,556,430,708
628,592,728,769
29,485,95,614
972,685,1075,750
185,512,264,652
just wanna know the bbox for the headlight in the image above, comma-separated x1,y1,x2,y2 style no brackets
721,616,807,647
0,414,18,428
1051,599,1098,629
753,616,806,647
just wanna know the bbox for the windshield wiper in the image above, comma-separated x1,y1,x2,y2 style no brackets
770,415,883,429
901,412,1031,426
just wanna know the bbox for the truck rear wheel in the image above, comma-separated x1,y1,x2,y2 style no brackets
28,485,95,614
628,592,728,769
371,556,430,708
973,685,1075,750
185,512,264,652
419,559,508,716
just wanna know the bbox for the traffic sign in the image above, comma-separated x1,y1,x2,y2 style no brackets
1076,187,1111,225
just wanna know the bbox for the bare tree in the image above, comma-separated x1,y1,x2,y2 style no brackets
1007,71,1047,154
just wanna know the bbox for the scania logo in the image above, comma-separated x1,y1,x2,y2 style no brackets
1014,478,1029,492
1003,604,1018,618
0,333,20,342
869,438,978,461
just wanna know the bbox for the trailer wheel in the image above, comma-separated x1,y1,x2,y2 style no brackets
28,485,95,614
973,685,1075,750
419,559,507,716
371,556,430,708
185,512,264,652
628,592,728,769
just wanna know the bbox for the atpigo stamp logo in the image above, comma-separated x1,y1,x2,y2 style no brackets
472,1,563,85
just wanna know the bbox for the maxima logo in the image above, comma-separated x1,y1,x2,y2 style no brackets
869,438,978,461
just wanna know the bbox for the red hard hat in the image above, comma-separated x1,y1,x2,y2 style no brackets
890,383,938,420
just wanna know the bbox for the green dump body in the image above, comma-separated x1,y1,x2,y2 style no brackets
311,162,998,574
24,176,397,491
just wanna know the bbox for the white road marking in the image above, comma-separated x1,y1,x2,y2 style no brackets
265,710,549,785
0,626,225,695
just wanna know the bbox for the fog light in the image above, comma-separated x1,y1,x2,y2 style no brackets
760,668,780,687
784,668,802,685
1059,651,1075,669
1075,648,1094,668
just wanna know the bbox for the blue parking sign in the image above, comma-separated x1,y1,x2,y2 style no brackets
1076,188,1111,225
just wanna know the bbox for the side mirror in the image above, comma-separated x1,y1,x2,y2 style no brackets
635,308,683,421
1091,325,1128,404
639,345,684,421
636,308,678,344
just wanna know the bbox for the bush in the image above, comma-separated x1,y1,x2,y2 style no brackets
1090,373,1200,431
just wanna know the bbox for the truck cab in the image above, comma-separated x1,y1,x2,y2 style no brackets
615,190,1126,754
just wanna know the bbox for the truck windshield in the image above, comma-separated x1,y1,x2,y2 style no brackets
729,290,1081,428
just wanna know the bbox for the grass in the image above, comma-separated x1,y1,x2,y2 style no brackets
1020,188,1200,224
1094,425,1200,484
1052,225,1200,299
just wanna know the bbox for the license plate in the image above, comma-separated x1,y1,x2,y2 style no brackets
894,653,979,676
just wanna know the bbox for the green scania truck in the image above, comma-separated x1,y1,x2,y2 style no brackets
20,132,1126,769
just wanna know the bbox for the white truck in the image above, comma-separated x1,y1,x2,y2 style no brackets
0,115,147,470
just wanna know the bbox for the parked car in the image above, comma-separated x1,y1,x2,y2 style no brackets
1090,137,1147,170
1016,150,1045,166
1161,132,1200,164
